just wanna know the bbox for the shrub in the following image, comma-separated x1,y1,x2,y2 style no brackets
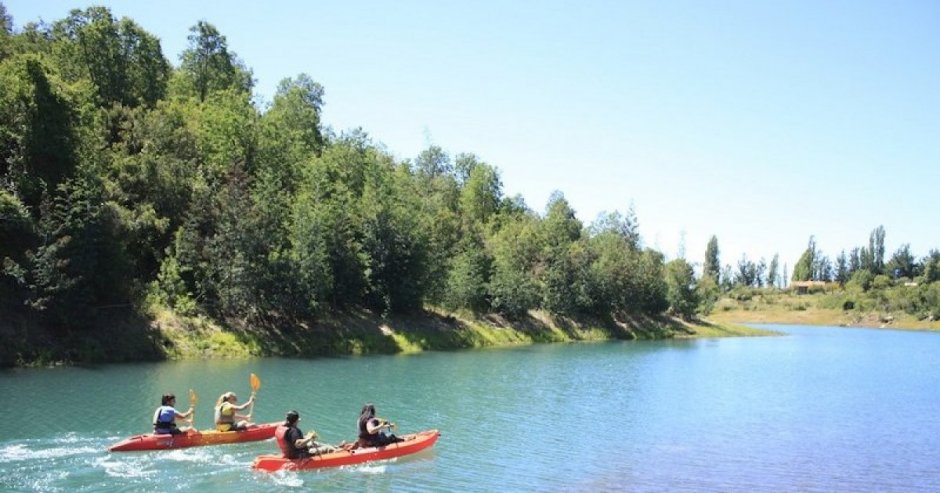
847,270,874,292
872,275,893,290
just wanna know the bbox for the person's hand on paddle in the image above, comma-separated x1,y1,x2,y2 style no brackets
247,374,261,419
303,430,319,447
244,395,256,419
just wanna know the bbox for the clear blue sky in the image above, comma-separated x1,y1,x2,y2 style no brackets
7,1,940,274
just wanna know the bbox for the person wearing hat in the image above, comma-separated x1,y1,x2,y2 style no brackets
214,391,255,432
274,410,338,459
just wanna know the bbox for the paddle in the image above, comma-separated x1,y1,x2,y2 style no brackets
188,388,198,431
247,373,261,419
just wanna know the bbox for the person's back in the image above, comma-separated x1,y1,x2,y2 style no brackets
356,403,402,447
275,410,314,459
275,422,301,458
357,411,375,447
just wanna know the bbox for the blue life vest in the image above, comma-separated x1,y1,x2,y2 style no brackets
153,405,177,433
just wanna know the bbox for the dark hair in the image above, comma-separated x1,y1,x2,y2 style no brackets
285,410,300,424
161,393,176,406
360,404,376,417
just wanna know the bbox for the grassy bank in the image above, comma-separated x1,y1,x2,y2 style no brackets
152,306,777,361
707,290,940,331
0,304,777,367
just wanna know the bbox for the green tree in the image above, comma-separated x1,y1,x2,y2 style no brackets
847,269,873,292
814,254,832,282
488,215,540,318
149,230,196,315
767,253,779,288
287,178,335,316
454,152,481,184
922,250,940,284
0,189,34,309
590,207,640,252
834,250,849,286
177,21,252,102
0,3,13,60
539,192,584,314
665,258,697,320
736,254,757,287
191,88,257,179
443,237,491,312
792,236,817,282
410,145,460,305
586,213,647,316
869,225,886,275
541,191,581,245
27,175,133,331
459,162,502,226
359,159,429,313
695,273,719,316
703,235,720,282
720,264,734,291
100,101,200,283
848,247,861,275
414,145,452,178
49,7,169,107
621,203,641,250
886,244,917,279
262,74,325,160
635,249,668,314
0,54,81,207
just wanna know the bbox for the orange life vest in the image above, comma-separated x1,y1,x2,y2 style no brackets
275,424,292,458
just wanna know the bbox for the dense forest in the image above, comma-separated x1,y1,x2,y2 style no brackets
1,5,938,365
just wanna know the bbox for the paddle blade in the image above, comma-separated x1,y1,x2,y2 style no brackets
189,388,197,406
250,373,261,392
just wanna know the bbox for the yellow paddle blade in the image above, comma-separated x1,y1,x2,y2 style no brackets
250,373,261,392
189,388,197,406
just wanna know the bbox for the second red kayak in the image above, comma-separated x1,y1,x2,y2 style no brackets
109,422,279,452
252,429,440,471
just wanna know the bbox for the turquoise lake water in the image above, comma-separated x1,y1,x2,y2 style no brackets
1,324,938,492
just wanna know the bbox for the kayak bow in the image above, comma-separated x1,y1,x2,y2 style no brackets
109,422,279,452
252,429,440,472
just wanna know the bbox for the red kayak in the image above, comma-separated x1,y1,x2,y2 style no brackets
252,429,440,471
109,422,279,452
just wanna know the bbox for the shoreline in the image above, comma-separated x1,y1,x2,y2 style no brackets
1,307,776,368
707,306,940,332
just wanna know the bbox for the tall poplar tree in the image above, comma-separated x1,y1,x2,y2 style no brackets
869,225,886,275
792,236,817,282
767,254,779,289
704,235,720,281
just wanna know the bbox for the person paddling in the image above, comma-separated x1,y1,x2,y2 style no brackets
153,393,193,435
214,391,255,432
274,410,337,459
357,403,404,447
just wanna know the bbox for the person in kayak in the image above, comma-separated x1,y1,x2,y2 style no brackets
214,391,255,432
357,403,404,447
153,393,193,435
275,410,337,459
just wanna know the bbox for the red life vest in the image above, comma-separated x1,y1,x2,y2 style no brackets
275,424,292,458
